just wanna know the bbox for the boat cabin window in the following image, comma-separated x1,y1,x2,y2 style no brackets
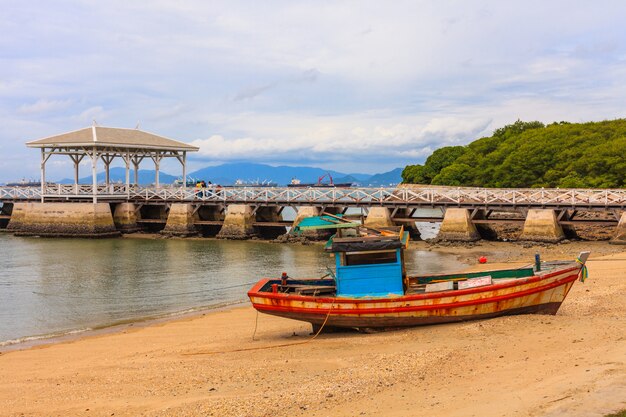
344,250,397,266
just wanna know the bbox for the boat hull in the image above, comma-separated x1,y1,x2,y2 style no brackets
248,266,580,330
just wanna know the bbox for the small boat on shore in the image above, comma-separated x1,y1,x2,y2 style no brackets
248,215,590,332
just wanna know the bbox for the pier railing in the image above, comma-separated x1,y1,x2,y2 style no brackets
1,185,626,209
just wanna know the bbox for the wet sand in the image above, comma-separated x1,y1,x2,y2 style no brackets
0,242,625,417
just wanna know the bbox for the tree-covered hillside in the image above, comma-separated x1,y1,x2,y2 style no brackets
402,119,626,188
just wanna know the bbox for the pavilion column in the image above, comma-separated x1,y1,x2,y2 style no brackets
182,151,187,191
69,154,85,195
100,153,114,193
175,151,187,192
152,152,162,188
39,147,53,202
132,155,144,187
74,159,79,193
89,148,99,204
40,148,46,203
124,153,131,197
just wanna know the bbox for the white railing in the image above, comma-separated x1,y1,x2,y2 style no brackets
1,186,626,208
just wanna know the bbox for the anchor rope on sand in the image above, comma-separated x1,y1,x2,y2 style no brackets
183,298,336,356
32,281,258,300
251,310,260,341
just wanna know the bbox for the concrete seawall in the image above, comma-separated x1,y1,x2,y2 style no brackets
7,202,120,238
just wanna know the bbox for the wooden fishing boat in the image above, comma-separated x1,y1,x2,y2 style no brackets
248,215,590,332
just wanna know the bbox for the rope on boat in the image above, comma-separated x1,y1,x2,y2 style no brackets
182,298,337,356
576,257,589,283
581,258,626,261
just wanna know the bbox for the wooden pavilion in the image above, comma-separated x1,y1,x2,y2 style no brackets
26,124,199,202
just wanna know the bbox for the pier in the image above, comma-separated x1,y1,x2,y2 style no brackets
1,124,625,243
1,184,626,243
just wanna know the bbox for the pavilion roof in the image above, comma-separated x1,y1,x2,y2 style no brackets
26,126,199,152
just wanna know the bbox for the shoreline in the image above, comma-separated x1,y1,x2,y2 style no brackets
0,242,624,416
1,239,620,353
0,299,250,353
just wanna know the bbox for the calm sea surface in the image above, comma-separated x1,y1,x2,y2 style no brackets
0,233,463,345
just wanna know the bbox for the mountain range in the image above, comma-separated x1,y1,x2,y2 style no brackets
58,163,402,187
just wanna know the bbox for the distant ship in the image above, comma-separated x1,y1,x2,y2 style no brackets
232,179,278,187
173,177,200,187
5,178,50,187
287,173,352,188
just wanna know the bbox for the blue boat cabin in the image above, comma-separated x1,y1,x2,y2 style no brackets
327,228,409,298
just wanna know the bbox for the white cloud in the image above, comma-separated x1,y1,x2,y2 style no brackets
71,106,107,125
190,112,491,168
2,1,626,179
17,99,73,114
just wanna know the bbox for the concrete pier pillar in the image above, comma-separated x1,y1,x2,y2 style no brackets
7,202,119,237
519,209,565,242
112,203,139,233
217,204,256,239
293,206,321,227
437,208,480,241
610,212,626,245
162,203,198,237
364,207,394,228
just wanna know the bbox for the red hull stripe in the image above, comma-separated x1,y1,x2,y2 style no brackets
251,272,578,316
247,266,579,304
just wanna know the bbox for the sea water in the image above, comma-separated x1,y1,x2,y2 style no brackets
0,232,462,346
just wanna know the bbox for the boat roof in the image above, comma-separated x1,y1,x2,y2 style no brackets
295,214,360,230
326,232,409,252
324,222,409,252
295,214,410,252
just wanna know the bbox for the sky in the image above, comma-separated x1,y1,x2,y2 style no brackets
1,0,626,182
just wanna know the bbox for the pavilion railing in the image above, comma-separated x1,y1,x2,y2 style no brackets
1,186,626,208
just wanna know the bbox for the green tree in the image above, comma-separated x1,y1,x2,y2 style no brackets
421,146,466,182
432,163,474,186
401,119,626,188
492,119,544,137
401,164,427,183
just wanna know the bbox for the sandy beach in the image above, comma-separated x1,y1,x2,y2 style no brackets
0,241,625,417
